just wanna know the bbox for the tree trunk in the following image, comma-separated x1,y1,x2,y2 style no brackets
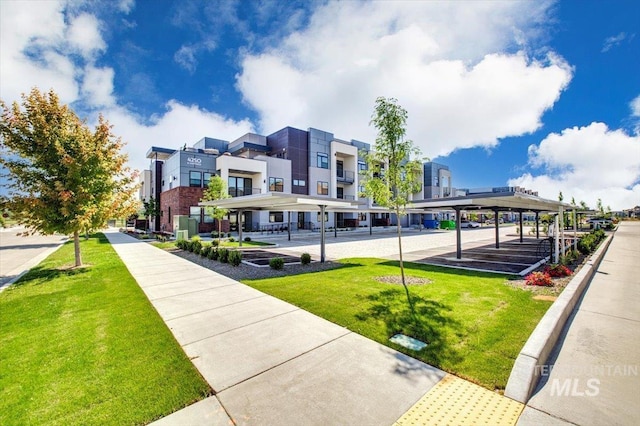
73,230,82,267
396,208,413,312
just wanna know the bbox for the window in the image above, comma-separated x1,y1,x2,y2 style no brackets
203,172,213,188
358,161,367,171
293,179,306,187
269,177,284,192
317,181,329,195
336,160,344,178
269,211,284,223
317,212,329,222
317,153,328,169
189,206,201,223
189,171,202,187
228,177,253,197
358,213,367,222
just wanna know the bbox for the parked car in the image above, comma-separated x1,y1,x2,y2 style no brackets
485,218,504,225
460,220,481,228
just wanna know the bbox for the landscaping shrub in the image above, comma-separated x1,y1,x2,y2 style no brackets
244,237,252,242
228,237,235,242
192,240,202,255
228,250,243,266
560,249,579,265
175,240,185,250
218,248,229,263
525,271,553,287
211,231,219,238
211,239,219,247
545,264,572,278
269,257,284,270
208,247,218,260
300,253,311,265
577,229,606,255
201,246,211,258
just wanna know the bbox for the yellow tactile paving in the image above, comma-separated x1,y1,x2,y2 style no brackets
394,374,524,426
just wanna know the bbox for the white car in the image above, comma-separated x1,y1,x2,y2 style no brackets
460,220,480,228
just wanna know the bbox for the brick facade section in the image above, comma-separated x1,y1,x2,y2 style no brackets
159,186,229,234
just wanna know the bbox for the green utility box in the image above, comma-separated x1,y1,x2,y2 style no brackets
175,230,188,241
174,215,198,239
440,220,456,230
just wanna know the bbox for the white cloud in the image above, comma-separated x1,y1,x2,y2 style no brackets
119,0,135,14
631,94,640,117
602,32,627,53
509,122,640,210
66,13,106,60
82,66,115,107
174,45,198,73
237,0,572,157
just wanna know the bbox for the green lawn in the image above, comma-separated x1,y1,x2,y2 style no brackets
0,234,211,426
243,258,552,390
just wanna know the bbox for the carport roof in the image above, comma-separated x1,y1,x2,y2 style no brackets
410,191,573,213
199,192,362,212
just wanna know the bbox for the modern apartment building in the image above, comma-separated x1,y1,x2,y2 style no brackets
142,126,403,234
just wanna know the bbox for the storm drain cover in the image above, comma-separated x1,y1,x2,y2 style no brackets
389,334,427,351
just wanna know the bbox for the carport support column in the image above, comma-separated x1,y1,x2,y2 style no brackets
238,209,243,247
369,212,372,235
334,213,337,238
287,211,291,241
494,209,500,249
320,205,326,263
455,208,462,259
554,214,560,264
572,208,577,251
560,205,565,258
535,212,540,239
519,211,523,243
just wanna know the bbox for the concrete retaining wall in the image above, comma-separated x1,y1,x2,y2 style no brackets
504,233,614,403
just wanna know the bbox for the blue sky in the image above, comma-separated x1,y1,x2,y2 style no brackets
1,0,639,210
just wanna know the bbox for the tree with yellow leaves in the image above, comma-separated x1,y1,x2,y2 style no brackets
1,88,138,266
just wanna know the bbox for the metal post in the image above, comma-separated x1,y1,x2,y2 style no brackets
334,212,337,238
238,209,243,247
369,212,372,235
320,205,326,263
519,211,523,243
494,209,500,249
535,212,540,239
554,214,560,264
572,209,577,251
560,206,565,258
287,211,291,241
455,208,462,259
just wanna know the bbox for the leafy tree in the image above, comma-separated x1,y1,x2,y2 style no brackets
596,198,604,216
0,88,137,266
361,97,423,302
202,175,230,245
142,196,160,231
579,200,588,210
558,191,564,202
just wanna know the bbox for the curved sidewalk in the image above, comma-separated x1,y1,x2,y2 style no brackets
518,221,640,425
105,230,446,425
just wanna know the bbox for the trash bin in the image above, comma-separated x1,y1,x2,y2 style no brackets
423,219,439,229
440,220,456,230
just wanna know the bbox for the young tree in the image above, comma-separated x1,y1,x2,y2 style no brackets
361,97,423,301
202,175,230,245
0,88,138,267
142,196,160,231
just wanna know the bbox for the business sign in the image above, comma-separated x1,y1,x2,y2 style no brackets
187,157,202,166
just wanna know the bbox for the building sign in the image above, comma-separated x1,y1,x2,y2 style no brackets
187,157,202,166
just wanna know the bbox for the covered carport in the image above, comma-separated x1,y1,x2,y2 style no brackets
200,193,361,262
411,192,577,265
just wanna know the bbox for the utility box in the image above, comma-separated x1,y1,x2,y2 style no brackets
175,230,188,241
174,215,198,239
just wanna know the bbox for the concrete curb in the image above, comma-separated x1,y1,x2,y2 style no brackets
504,233,614,403
0,237,68,292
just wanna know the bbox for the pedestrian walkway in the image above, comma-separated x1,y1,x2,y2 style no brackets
105,229,525,425
105,230,444,425
518,221,640,425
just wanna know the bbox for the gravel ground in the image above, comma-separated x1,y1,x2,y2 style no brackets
167,248,343,281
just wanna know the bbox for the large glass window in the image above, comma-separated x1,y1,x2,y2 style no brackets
269,177,284,192
203,172,213,188
189,171,202,187
228,177,253,197
336,160,344,178
293,179,306,187
317,181,329,195
317,153,328,169
358,161,367,171
269,211,284,223
189,206,201,223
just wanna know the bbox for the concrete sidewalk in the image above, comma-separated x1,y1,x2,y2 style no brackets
518,221,640,425
105,230,446,425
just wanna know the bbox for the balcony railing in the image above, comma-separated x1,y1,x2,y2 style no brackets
228,188,262,197
337,194,356,200
337,170,355,184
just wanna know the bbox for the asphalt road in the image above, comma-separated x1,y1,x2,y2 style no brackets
0,227,67,289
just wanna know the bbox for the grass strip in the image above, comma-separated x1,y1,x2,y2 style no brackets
243,257,552,390
0,233,211,426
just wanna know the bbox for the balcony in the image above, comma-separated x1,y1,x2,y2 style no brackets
337,194,355,201
337,170,355,184
228,188,262,197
